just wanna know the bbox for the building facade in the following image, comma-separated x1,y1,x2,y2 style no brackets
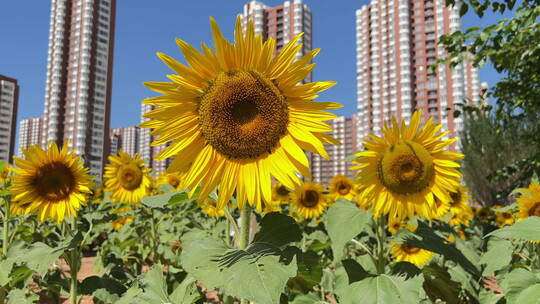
0,75,19,164
109,126,139,157
355,0,480,149
241,0,312,73
18,117,44,156
311,115,358,185
139,103,171,175
42,0,116,178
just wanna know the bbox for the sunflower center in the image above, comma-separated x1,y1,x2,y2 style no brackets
528,202,540,217
401,244,421,254
199,70,289,160
277,185,290,197
378,141,434,195
337,182,352,195
32,161,75,201
118,163,143,191
450,190,462,206
502,212,512,219
168,176,180,188
301,189,320,208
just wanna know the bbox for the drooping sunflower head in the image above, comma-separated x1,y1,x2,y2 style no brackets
104,150,151,204
157,171,184,191
9,142,92,223
141,16,341,212
199,198,225,218
291,182,329,219
390,243,433,267
272,181,292,204
351,111,463,220
329,175,356,201
516,180,540,221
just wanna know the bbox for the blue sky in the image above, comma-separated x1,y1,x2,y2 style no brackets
1,0,508,131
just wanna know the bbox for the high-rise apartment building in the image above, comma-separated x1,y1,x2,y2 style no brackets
109,126,139,157
139,103,171,175
311,115,358,185
0,75,19,164
18,117,44,155
241,0,312,74
355,0,480,149
42,0,116,178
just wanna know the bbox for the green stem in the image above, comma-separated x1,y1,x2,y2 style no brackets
375,216,387,274
2,197,10,258
67,217,79,304
224,208,240,242
150,209,158,264
536,243,540,269
237,206,251,250
238,206,251,304
225,215,231,247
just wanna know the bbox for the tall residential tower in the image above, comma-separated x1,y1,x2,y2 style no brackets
355,0,480,148
18,117,44,156
43,0,116,178
0,75,19,164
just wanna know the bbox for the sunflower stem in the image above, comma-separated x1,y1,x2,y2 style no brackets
224,208,240,245
68,216,80,304
375,216,387,274
238,206,251,304
225,215,231,247
1,196,10,259
150,209,159,264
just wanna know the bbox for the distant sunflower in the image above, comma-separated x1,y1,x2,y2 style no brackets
291,182,329,219
112,208,133,230
329,175,356,201
157,171,183,191
0,164,11,185
352,111,463,220
433,197,451,219
390,243,433,266
516,180,540,220
272,181,291,205
104,150,151,204
388,217,404,234
495,209,514,227
475,206,494,222
200,198,225,218
448,186,471,214
449,206,473,227
10,142,92,223
141,17,341,211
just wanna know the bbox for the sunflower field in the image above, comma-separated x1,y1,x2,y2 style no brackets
2,13,540,304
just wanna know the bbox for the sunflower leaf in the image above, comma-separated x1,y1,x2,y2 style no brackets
324,199,372,261
484,216,540,242
479,238,513,275
141,191,187,209
7,240,64,277
499,268,540,304
336,274,424,304
253,212,302,247
422,264,461,304
181,237,297,304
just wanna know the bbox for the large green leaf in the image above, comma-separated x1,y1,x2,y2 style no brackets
394,223,480,277
290,293,325,304
253,213,302,247
485,217,540,242
515,284,540,303
141,191,187,209
337,274,424,304
287,250,323,292
500,268,540,303
0,258,14,286
181,237,297,304
8,241,64,276
422,264,461,304
79,275,126,297
479,238,513,275
324,199,372,261
169,275,200,304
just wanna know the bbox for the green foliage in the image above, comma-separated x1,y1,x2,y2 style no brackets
479,238,513,275
337,274,425,304
486,216,540,241
499,268,540,303
422,264,462,304
324,199,372,261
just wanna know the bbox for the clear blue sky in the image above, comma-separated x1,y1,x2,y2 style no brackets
1,0,507,132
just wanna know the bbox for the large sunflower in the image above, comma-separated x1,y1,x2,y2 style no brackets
329,175,356,201
10,142,92,223
141,17,341,211
290,182,329,219
104,150,151,204
351,110,463,220
390,243,433,266
516,180,540,220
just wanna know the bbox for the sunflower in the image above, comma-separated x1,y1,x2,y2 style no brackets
448,186,471,214
449,206,473,227
433,196,451,219
390,243,433,266
141,17,341,211
104,150,151,204
516,180,540,220
272,181,292,205
157,171,184,191
351,111,463,221
388,216,418,234
291,182,329,219
9,142,92,223
475,206,494,222
199,198,225,218
329,175,356,201
0,163,11,185
112,208,133,230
